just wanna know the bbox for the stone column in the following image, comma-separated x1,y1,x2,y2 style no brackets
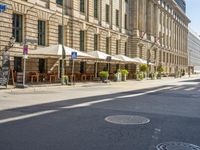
131,0,139,35
146,0,154,38
154,4,159,38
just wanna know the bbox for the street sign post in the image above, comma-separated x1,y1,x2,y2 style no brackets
71,52,77,85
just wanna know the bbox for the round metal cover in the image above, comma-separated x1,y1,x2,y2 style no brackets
105,115,150,125
156,142,200,150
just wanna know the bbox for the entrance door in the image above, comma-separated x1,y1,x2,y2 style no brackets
39,59,45,73
14,57,22,72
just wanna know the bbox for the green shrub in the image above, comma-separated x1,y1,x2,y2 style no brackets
121,69,129,76
139,64,148,72
99,71,109,78
135,71,144,80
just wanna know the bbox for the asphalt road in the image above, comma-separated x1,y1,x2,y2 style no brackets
0,79,200,150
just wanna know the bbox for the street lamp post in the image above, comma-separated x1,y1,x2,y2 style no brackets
61,0,66,85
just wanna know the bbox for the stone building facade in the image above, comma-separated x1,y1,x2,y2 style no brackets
0,0,190,79
188,29,200,73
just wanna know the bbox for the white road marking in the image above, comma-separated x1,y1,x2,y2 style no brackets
0,110,58,124
170,86,183,90
0,86,171,124
184,87,195,91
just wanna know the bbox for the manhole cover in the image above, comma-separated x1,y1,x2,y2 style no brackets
105,115,150,125
156,142,200,150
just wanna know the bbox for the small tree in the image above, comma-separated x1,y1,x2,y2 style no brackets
157,66,164,73
139,64,148,73
157,65,164,79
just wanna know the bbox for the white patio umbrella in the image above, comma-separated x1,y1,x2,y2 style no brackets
30,44,94,59
132,57,154,65
87,51,122,78
87,51,122,62
114,55,140,64
132,57,147,64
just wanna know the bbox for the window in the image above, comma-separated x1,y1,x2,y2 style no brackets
106,4,110,23
116,40,119,55
38,20,46,46
12,14,23,43
94,34,98,50
39,59,46,73
94,0,98,18
124,14,128,29
106,37,110,54
14,57,22,72
80,62,86,73
80,0,85,13
125,42,127,56
58,25,63,44
80,31,85,51
116,10,119,26
56,0,63,5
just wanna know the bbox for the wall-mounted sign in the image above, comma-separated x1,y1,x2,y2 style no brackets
0,4,7,13
23,45,28,55
71,52,77,60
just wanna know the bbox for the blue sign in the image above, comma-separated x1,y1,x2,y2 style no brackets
71,52,77,59
0,4,7,13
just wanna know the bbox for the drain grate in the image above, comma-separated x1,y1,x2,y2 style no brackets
105,115,150,125
156,142,200,150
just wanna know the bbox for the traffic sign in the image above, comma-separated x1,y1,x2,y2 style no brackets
71,52,77,59
0,4,7,13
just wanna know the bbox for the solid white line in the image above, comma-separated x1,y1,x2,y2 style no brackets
0,86,171,124
0,110,58,124
184,87,195,91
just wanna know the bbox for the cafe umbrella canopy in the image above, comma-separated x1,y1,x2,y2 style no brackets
29,44,94,59
87,51,122,78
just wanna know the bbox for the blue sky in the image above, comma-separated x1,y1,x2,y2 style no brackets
186,0,200,34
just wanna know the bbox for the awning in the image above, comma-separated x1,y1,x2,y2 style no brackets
29,45,94,59
132,57,154,65
87,51,122,62
114,55,141,64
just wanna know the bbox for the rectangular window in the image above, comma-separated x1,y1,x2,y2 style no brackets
94,34,98,50
80,31,85,51
116,10,119,26
56,0,63,5
94,0,98,18
125,42,127,56
58,25,63,44
116,40,119,55
80,0,85,13
14,57,22,72
12,14,23,43
124,14,128,29
38,20,46,46
106,37,110,54
106,4,110,23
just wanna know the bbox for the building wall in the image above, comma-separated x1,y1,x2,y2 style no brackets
188,29,200,73
0,0,190,76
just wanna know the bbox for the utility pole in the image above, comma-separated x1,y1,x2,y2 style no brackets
61,0,66,85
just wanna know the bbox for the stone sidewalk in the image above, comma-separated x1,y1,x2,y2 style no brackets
0,75,199,111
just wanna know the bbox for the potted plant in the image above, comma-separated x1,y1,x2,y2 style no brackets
121,69,129,81
114,69,121,82
135,71,144,81
99,71,109,82
157,66,164,79
62,75,69,85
